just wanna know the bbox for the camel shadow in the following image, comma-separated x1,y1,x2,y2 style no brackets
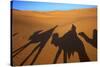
12,25,57,65
52,24,90,63
79,29,97,48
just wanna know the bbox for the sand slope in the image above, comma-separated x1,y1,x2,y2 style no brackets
12,8,97,65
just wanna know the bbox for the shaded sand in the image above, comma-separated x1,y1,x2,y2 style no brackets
12,8,97,65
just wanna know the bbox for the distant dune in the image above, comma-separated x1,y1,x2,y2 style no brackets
12,8,97,65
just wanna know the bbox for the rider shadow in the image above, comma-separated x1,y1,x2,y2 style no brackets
12,25,57,65
52,24,90,63
79,29,97,48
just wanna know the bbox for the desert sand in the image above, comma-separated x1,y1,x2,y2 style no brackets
12,8,97,65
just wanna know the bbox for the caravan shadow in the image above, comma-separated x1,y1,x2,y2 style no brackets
52,24,90,63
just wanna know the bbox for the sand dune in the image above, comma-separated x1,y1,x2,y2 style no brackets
12,8,97,65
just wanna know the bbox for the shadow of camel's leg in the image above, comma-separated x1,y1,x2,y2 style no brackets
30,46,44,65
20,45,40,65
64,52,67,63
53,48,62,64
13,42,31,57
78,48,90,62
